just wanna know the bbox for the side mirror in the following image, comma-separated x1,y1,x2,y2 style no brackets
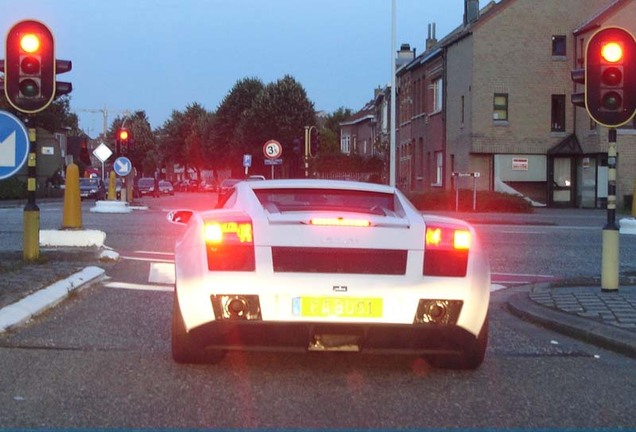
167,210,194,225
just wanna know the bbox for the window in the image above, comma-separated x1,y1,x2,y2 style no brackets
433,151,443,186
493,93,508,121
432,78,443,113
551,94,566,132
341,135,350,154
552,35,566,57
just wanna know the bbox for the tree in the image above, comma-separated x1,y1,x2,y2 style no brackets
211,77,265,171
0,93,80,134
109,111,154,175
236,75,315,170
156,103,213,179
320,107,352,154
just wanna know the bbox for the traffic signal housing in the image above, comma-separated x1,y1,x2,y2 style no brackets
309,127,320,158
117,128,130,155
585,26,636,127
1,20,72,114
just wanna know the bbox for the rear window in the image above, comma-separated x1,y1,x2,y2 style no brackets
138,178,154,186
254,188,397,215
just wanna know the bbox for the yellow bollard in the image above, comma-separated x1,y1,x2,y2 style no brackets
23,206,39,261
108,171,117,200
62,163,83,229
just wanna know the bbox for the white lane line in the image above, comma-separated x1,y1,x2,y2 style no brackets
133,251,173,256
104,281,173,292
490,284,507,292
149,262,175,285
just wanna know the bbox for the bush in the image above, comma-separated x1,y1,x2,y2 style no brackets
0,177,27,200
407,190,533,213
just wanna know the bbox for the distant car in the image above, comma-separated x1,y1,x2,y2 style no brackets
167,179,491,369
199,180,218,193
217,178,243,202
137,177,156,196
79,177,106,200
246,175,266,181
159,180,174,195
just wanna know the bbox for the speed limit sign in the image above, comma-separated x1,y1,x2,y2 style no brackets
263,139,282,160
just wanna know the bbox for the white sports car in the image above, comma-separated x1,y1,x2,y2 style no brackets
167,179,490,369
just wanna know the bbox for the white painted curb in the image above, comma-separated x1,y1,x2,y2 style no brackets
0,266,105,333
619,217,636,235
40,230,106,247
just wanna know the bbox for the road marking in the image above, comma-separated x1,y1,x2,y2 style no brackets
104,281,173,292
149,262,175,284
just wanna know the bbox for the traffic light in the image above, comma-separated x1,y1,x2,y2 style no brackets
1,20,72,114
585,26,636,127
309,127,320,158
117,129,130,155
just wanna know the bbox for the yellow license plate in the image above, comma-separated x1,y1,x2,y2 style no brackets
294,297,383,318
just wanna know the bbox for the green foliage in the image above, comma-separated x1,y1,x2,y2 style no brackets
109,111,155,175
321,107,353,154
212,77,265,169
0,177,27,199
406,190,534,213
236,75,315,158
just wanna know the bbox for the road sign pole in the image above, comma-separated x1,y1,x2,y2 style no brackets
23,116,39,261
601,128,619,292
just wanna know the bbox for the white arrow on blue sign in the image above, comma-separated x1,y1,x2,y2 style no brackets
0,110,30,181
113,156,132,177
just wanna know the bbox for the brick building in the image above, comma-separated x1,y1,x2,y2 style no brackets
344,0,636,208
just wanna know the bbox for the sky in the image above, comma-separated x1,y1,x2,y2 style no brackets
2,0,466,137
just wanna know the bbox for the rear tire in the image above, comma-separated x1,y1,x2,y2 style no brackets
426,314,489,370
171,293,225,364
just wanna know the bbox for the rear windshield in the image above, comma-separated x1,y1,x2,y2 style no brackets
80,179,100,186
138,178,154,186
254,188,397,215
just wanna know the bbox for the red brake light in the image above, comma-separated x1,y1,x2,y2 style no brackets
204,215,254,271
424,224,471,277
204,221,253,244
310,217,371,227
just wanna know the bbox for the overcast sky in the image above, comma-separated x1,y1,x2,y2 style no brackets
2,0,466,137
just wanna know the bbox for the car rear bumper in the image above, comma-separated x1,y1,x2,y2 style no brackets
185,320,480,355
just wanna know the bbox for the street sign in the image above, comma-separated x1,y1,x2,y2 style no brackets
243,154,252,167
264,158,283,165
0,110,30,180
113,156,132,176
93,142,112,163
263,139,282,160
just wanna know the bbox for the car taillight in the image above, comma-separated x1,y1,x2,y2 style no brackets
204,217,255,271
309,217,371,227
423,224,470,277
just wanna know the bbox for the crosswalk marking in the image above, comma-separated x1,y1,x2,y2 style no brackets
149,262,175,284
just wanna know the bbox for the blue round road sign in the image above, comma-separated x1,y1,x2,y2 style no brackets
0,111,30,180
113,156,132,177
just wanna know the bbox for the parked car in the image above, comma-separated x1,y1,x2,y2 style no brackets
136,177,156,196
217,178,243,203
199,180,218,192
79,177,106,200
167,179,490,369
159,180,175,195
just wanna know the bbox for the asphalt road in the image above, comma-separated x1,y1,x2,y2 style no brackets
0,194,634,428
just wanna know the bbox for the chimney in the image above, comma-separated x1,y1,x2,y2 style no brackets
464,0,480,26
396,43,416,68
426,23,437,51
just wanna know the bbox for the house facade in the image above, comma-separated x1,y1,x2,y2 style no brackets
343,0,636,208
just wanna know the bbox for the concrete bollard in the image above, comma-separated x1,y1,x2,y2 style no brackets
62,163,82,229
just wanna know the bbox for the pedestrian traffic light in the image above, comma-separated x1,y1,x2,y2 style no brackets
309,127,320,158
117,129,130,155
585,26,636,127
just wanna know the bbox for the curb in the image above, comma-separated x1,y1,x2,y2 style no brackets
0,266,105,333
507,292,636,359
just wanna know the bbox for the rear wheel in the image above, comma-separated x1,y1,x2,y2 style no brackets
171,293,225,364
425,314,489,370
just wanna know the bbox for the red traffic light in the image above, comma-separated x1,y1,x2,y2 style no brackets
3,20,56,113
585,27,636,127
119,129,129,141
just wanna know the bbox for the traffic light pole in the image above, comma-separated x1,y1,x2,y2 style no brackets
601,128,619,291
23,116,40,261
